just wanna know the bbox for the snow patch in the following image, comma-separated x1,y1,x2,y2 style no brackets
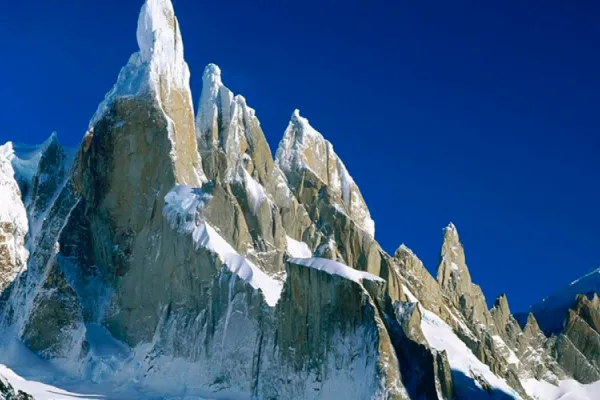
239,170,268,214
421,308,522,399
522,378,600,400
288,257,383,284
286,236,312,258
402,284,418,303
491,335,520,366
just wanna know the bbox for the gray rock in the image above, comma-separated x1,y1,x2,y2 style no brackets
0,375,34,400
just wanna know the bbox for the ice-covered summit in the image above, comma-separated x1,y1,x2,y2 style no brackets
275,109,375,238
136,0,188,91
90,0,193,128
195,63,265,182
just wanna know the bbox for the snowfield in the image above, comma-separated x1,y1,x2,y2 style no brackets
522,378,600,400
288,257,384,284
420,308,522,399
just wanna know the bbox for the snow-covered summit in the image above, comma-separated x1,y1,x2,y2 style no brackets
444,222,459,240
136,0,189,92
275,109,375,238
196,63,258,142
195,63,263,182
137,1,181,63
90,0,192,127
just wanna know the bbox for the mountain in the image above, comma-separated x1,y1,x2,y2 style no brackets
0,1,598,399
517,267,600,335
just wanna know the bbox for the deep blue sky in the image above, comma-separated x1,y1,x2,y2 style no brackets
1,0,598,312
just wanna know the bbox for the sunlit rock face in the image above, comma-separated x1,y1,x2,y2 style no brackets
1,1,600,399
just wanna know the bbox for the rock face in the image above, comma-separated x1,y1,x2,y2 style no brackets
437,223,492,328
0,375,34,400
1,0,600,399
552,294,600,383
275,110,375,239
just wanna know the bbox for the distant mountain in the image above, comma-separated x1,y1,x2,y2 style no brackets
516,267,600,335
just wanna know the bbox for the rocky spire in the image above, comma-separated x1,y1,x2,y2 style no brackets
492,293,511,321
195,63,274,185
275,110,375,238
196,63,227,151
572,294,600,335
136,0,188,91
523,313,544,339
89,0,203,187
436,223,473,294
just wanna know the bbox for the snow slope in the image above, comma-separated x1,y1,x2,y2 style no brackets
523,378,600,400
420,308,522,399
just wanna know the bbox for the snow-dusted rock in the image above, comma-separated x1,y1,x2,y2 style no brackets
275,110,375,238
0,145,29,292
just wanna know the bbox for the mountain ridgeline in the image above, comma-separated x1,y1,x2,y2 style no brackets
0,1,598,399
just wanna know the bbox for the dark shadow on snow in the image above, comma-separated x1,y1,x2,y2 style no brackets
452,370,519,400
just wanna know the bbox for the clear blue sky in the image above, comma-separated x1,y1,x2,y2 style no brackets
1,0,598,312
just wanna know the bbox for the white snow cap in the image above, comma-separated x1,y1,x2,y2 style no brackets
444,222,459,238
137,0,188,90
195,63,261,182
275,109,375,238
196,63,258,139
90,0,191,127
420,308,522,399
196,63,228,141
203,63,223,85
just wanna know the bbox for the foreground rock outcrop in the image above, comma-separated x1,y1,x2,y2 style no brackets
0,376,33,400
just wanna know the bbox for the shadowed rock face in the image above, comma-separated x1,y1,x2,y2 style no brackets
0,375,34,400
22,265,84,360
